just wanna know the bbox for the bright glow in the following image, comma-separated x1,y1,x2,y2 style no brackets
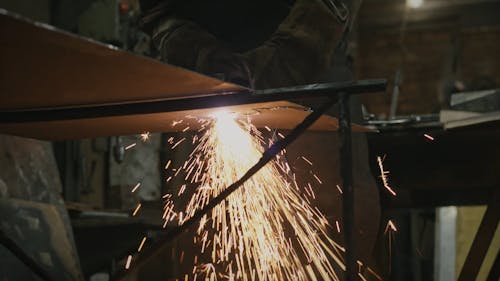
407,0,423,9
161,112,357,280
140,132,150,142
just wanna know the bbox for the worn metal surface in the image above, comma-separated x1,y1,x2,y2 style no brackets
0,199,82,281
0,135,83,281
0,227,55,281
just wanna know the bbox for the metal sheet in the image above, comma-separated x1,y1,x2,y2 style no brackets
0,101,369,140
0,9,245,110
0,10,378,140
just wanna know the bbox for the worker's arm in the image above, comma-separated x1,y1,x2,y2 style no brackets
150,0,347,89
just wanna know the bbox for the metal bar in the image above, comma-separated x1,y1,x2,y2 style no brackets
0,79,386,123
338,92,358,281
457,189,500,281
112,97,338,280
0,228,56,281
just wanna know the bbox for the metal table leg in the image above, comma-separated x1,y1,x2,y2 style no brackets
339,92,358,281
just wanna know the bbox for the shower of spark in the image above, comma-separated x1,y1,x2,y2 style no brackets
160,111,356,281
376,155,397,196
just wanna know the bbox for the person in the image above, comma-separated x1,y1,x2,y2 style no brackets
140,0,349,89
139,0,383,279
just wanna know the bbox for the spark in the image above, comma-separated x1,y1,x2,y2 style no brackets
301,156,313,166
140,132,150,142
125,255,132,269
384,219,397,234
180,251,185,263
172,120,183,127
313,173,323,184
125,143,136,150
165,160,172,170
172,138,186,149
131,182,141,193
384,219,397,273
336,184,343,194
132,203,142,217
376,155,397,196
137,237,147,252
163,111,354,281
335,220,341,233
424,133,434,141
367,267,383,281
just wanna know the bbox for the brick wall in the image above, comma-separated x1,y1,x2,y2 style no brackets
356,26,500,116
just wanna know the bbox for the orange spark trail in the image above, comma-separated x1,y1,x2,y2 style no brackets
376,155,397,196
163,111,364,280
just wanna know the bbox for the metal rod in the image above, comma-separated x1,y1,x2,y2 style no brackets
0,229,55,281
112,98,338,280
0,79,386,123
338,92,358,281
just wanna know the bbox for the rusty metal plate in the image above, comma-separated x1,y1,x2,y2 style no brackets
0,101,371,140
0,10,371,140
0,9,245,110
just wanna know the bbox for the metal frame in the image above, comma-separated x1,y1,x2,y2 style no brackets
339,92,358,281
108,79,387,281
0,79,387,281
0,80,386,123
